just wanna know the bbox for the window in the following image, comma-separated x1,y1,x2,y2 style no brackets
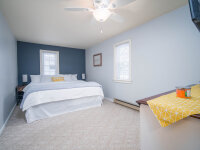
114,40,131,83
40,50,59,75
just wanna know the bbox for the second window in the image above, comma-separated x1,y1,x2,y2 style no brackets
114,40,131,83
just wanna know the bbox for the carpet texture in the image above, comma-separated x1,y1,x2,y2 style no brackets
0,100,140,150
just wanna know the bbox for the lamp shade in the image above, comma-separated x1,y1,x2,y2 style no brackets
93,9,111,22
82,74,86,80
22,74,28,82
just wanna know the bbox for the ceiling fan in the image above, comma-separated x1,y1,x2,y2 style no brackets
64,0,136,23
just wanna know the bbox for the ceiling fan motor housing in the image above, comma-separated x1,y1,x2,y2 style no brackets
95,0,101,3
94,0,110,9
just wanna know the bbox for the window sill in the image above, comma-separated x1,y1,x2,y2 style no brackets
113,80,132,84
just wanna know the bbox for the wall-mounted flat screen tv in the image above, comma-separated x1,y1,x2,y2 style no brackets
189,0,200,31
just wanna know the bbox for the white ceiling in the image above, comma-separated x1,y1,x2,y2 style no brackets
0,0,187,49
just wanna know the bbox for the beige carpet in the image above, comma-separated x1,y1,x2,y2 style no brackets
0,100,140,150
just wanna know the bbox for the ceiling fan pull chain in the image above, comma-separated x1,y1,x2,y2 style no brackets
98,23,103,34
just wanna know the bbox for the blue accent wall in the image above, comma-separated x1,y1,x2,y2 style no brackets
17,41,85,85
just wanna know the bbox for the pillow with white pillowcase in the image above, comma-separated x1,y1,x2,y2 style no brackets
30,75,41,83
59,74,72,81
41,75,71,82
71,74,78,81
40,75,54,83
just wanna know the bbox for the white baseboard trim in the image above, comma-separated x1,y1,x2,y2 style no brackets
0,103,16,136
104,97,114,102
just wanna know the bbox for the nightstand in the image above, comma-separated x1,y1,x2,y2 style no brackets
16,85,26,105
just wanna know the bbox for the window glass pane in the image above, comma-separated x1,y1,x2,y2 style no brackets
114,41,131,81
44,60,49,65
49,59,55,65
44,66,50,71
41,51,59,75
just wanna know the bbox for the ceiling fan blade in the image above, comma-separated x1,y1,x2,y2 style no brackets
109,0,136,9
64,7,93,12
110,13,124,23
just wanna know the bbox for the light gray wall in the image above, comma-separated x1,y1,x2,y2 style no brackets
86,5,200,105
140,105,200,150
0,12,17,129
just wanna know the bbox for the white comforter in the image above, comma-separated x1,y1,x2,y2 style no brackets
21,81,104,111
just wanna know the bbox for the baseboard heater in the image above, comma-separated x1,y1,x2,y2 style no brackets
114,98,140,111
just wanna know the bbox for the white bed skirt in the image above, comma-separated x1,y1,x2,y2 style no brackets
25,96,103,123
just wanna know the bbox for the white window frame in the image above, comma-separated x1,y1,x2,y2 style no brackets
113,40,132,83
40,50,60,75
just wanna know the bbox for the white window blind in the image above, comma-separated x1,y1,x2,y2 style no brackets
114,40,131,82
40,50,59,75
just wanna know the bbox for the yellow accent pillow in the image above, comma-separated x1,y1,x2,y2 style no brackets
52,77,64,82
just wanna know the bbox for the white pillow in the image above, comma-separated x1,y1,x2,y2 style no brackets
71,74,78,81
30,75,41,83
41,75,68,82
59,74,73,81
64,75,73,81
41,75,53,83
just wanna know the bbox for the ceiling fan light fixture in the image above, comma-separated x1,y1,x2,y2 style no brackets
93,9,111,22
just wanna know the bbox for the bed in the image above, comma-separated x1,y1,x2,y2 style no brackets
20,80,104,123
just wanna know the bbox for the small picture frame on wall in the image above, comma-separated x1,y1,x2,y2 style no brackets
93,53,102,67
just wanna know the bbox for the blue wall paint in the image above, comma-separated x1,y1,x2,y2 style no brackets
17,41,85,85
